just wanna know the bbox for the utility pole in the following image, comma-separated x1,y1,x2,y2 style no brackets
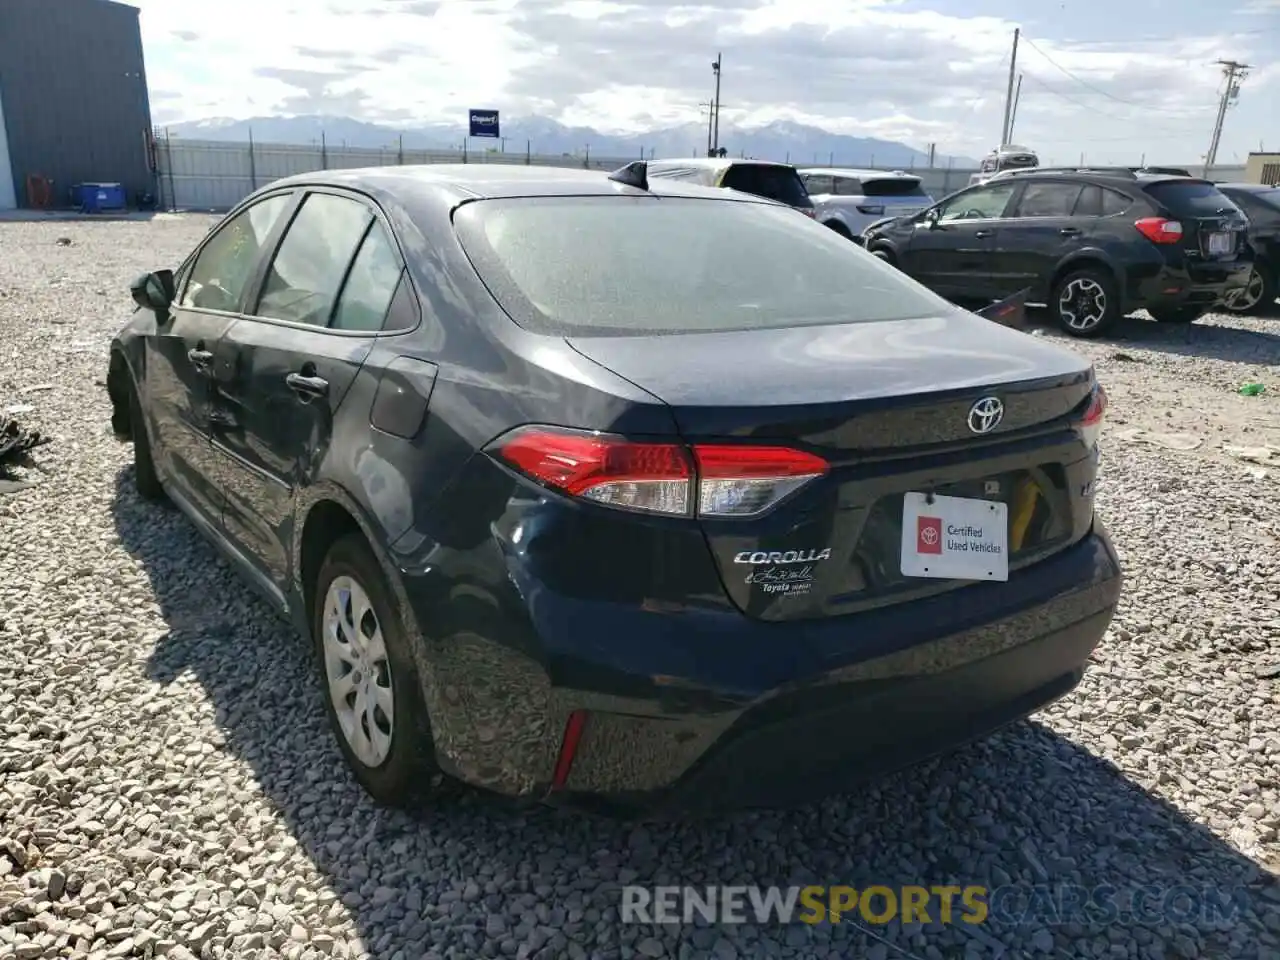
1000,28,1020,147
1008,73,1023,143
711,53,723,155
700,100,714,156
1204,59,1250,177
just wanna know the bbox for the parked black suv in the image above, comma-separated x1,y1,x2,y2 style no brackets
860,168,1253,337
1215,182,1280,315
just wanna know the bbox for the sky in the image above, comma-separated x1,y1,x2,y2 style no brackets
137,0,1279,165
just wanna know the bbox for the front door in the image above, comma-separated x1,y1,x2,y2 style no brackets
145,191,295,522
901,180,1018,301
989,179,1088,299
210,189,406,592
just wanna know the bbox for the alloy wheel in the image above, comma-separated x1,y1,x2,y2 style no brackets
322,575,395,767
1058,278,1107,332
1221,267,1265,313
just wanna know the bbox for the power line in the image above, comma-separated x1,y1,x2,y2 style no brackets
1021,34,1198,110
1018,72,1204,134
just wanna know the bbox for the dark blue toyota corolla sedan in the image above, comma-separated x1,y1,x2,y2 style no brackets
107,162,1121,815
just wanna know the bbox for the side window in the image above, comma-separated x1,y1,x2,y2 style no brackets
1100,188,1133,216
384,273,424,336
937,182,1017,222
834,177,864,196
803,175,834,195
255,193,373,327
1073,185,1102,217
180,193,292,312
331,220,405,332
1012,182,1084,218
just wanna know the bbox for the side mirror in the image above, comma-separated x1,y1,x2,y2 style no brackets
130,269,175,315
924,208,941,229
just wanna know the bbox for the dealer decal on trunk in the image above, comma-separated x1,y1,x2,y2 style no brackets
734,548,832,596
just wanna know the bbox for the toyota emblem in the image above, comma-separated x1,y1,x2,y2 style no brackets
967,396,1004,435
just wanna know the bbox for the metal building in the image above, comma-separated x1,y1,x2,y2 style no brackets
0,0,154,210
1245,152,1280,187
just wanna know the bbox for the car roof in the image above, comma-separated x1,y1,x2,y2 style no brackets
1216,181,1280,193
647,157,795,172
263,163,775,207
797,167,921,180
987,168,1204,188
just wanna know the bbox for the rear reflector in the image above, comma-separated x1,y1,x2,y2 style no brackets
551,710,587,790
1134,217,1183,244
488,426,829,518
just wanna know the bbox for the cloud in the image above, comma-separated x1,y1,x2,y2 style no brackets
135,0,1275,164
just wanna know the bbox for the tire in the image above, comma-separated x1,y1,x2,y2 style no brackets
313,533,439,808
870,246,895,266
824,220,853,241
1220,263,1277,316
1149,304,1205,324
126,377,165,501
1050,267,1121,338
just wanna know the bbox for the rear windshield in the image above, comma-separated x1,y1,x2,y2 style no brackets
454,196,952,337
720,165,812,207
861,178,928,198
1143,181,1242,218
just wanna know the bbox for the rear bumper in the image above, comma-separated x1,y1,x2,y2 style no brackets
1129,259,1253,311
628,607,1109,817
398,522,1122,813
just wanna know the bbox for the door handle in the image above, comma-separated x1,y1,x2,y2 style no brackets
1059,227,1082,237
286,372,329,400
974,229,993,239
187,347,213,369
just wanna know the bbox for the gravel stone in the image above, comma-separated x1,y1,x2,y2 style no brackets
1,216,1279,960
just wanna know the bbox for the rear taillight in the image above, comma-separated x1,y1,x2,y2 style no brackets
488,426,829,518
1076,381,1107,451
857,204,885,215
1134,217,1183,244
695,444,829,517
799,207,816,218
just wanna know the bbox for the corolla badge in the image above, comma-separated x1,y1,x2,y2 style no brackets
733,548,831,565
967,396,1004,435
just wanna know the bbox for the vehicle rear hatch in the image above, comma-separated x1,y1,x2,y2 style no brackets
1141,179,1248,262
858,175,932,218
567,313,1101,622
721,163,815,216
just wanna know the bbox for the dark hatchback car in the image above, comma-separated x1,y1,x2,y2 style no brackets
108,163,1121,815
861,168,1253,337
1215,182,1280,315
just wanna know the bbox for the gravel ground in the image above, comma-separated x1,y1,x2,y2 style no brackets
2,215,1280,960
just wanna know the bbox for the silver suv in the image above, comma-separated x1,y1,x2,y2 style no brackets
797,168,934,240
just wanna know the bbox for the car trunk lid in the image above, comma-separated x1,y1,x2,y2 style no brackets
567,312,1102,621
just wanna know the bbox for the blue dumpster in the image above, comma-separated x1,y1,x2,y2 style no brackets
72,182,126,213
